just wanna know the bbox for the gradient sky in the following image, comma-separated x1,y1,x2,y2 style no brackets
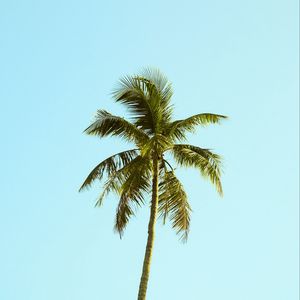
0,0,299,299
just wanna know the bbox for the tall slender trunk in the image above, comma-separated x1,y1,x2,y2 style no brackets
137,156,159,300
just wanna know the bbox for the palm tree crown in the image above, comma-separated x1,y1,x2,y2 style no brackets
80,68,226,241
80,68,226,300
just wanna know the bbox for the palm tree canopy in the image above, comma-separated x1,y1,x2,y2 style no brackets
80,68,227,241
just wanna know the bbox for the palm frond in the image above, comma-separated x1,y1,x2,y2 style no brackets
114,156,152,236
172,144,223,196
166,113,227,141
114,174,150,236
84,110,149,145
94,155,151,207
158,170,191,242
141,67,170,96
79,149,138,192
113,68,174,134
113,76,157,134
95,173,123,207
140,67,174,123
114,195,135,238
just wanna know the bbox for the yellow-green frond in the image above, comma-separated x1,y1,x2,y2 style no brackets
172,144,223,196
113,76,157,134
113,68,174,135
79,149,138,192
114,195,135,238
166,113,227,142
158,170,191,242
114,156,152,236
84,110,149,145
140,68,174,121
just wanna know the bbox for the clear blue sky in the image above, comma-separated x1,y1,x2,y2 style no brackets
0,0,298,299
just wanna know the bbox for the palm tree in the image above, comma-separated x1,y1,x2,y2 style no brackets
79,68,227,300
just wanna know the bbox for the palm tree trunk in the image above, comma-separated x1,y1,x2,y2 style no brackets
137,156,159,300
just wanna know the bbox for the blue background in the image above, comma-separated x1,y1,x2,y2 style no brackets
0,0,298,299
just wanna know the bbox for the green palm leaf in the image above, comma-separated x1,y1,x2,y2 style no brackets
113,68,174,135
166,113,227,141
139,67,174,123
79,149,138,192
84,110,148,145
172,144,223,195
94,155,151,207
114,156,152,236
158,170,191,242
113,76,157,134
